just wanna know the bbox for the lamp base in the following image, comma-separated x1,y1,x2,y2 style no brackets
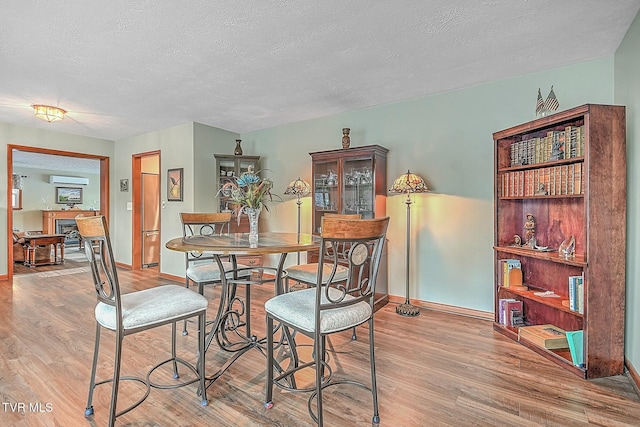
396,303,420,317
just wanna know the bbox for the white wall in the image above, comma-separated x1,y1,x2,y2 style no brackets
243,57,614,313
0,123,113,275
615,10,640,381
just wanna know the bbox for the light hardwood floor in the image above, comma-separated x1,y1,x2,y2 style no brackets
2,267,640,426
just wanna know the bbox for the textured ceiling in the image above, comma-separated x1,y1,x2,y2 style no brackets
1,0,639,142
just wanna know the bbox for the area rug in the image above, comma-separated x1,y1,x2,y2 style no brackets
63,251,88,262
36,266,91,278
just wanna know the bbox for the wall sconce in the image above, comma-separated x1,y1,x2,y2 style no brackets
32,104,66,122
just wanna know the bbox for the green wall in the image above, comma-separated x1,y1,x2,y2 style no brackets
615,10,640,381
243,57,614,313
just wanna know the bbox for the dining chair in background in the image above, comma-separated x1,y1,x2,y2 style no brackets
180,212,251,335
77,215,208,427
264,216,390,427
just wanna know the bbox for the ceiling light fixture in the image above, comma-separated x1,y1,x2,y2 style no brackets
32,104,66,122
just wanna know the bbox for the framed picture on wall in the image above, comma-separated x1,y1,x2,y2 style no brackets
56,187,83,204
167,168,183,201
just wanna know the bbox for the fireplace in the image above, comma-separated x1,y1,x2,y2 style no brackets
56,219,81,245
41,210,99,244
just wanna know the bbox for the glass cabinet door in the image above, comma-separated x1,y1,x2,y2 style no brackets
343,157,374,218
215,154,260,213
216,158,236,212
312,159,339,233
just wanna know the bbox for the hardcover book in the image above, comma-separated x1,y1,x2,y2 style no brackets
518,324,569,349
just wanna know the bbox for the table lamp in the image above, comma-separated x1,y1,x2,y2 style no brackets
389,170,429,316
284,177,311,263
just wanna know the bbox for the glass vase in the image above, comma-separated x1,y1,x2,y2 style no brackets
244,206,261,246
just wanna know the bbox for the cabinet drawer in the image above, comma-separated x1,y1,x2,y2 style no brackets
237,256,261,267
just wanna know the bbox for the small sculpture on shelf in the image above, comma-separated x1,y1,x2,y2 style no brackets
549,138,565,161
342,128,350,149
535,183,548,196
523,213,536,248
513,234,522,247
559,235,576,258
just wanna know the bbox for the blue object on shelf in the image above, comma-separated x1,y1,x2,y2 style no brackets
566,330,584,367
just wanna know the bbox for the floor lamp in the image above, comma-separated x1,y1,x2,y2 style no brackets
389,170,429,316
284,177,311,264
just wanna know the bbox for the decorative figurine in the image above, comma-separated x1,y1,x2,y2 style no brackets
549,138,564,161
535,183,548,196
342,128,350,149
524,213,536,248
513,235,522,246
559,235,576,258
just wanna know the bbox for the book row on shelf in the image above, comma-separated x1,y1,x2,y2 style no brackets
568,274,584,314
500,162,583,198
510,125,585,167
498,259,525,289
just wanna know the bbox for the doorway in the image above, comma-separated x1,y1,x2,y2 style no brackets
7,145,110,282
131,151,161,271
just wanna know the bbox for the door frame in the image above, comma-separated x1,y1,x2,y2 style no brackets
6,144,110,282
131,150,161,271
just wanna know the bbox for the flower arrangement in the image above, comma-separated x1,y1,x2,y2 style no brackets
217,166,278,218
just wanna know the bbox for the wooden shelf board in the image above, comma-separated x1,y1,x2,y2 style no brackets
493,323,586,378
494,246,586,267
499,286,583,317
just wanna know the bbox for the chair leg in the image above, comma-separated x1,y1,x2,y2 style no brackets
198,312,209,406
182,279,191,336
315,333,325,427
369,319,380,427
171,322,179,379
108,332,124,427
264,315,274,409
84,323,101,418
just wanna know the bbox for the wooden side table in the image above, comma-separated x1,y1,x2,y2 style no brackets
24,234,66,267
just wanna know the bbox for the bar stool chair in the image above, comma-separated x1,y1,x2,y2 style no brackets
265,216,389,427
285,213,361,339
180,212,251,335
77,216,208,427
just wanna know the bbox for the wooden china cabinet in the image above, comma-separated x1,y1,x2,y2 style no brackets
309,144,389,309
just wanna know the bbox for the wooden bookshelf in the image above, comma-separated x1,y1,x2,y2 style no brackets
493,104,626,379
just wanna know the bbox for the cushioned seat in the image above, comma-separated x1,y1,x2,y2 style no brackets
186,261,251,284
95,284,208,331
265,287,371,334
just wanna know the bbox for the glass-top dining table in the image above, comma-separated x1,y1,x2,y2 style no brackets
165,231,321,388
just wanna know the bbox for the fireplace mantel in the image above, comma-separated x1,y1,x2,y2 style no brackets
41,210,99,234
